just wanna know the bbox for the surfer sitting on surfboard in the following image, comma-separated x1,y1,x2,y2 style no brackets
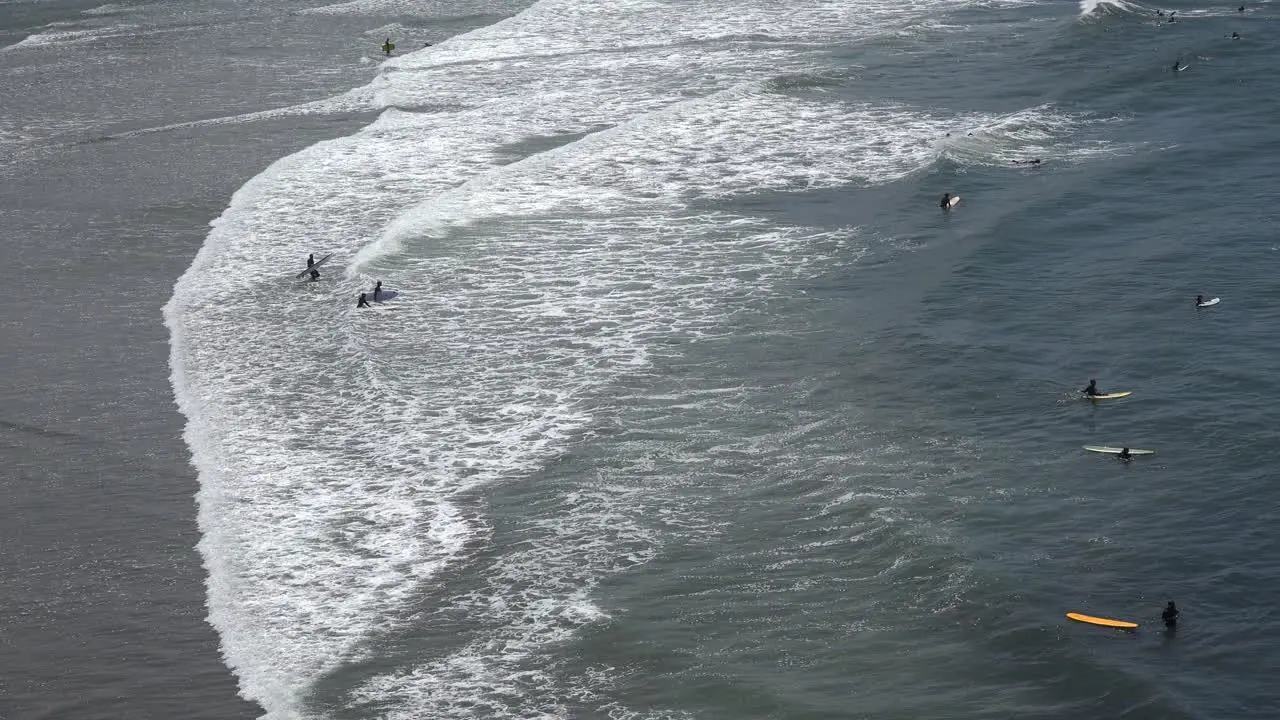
1082,379,1103,397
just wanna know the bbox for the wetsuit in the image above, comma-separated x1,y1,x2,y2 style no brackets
1162,602,1179,628
357,293,370,308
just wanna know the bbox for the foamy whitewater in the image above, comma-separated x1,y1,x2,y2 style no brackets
167,0,1126,716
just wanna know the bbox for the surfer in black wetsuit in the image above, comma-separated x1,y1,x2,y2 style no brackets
373,280,383,301
306,254,321,281
940,193,953,210
1196,295,1205,306
1118,447,1133,461
357,293,371,308
1239,5,1245,12
1083,379,1102,397
1013,159,1042,165
382,38,394,56
1230,32,1240,40
1162,601,1179,628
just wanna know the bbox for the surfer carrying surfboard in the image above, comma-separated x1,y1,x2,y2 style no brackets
307,253,320,281
373,281,384,301
940,193,953,209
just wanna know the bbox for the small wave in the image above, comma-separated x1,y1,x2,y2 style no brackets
81,3,131,16
1078,0,1140,19
0,23,140,52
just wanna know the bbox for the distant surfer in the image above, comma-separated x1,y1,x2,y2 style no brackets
382,38,395,56
1230,32,1240,40
940,193,953,210
357,293,371,308
1013,159,1042,165
1172,59,1184,72
1083,379,1102,397
1117,447,1133,461
307,253,320,281
1196,294,1204,306
1239,5,1245,12
1162,601,1179,628
373,280,383,301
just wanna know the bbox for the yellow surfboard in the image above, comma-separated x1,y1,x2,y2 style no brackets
1088,391,1132,400
1067,612,1138,629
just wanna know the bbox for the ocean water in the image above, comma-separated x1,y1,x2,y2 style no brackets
3,0,1279,718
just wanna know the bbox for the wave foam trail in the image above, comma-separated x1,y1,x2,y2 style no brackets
167,0,1119,715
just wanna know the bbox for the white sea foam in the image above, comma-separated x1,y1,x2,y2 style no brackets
167,0,1123,716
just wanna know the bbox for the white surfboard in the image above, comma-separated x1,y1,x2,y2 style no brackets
296,253,333,279
948,195,961,208
369,290,399,302
1083,446,1155,456
1197,297,1220,307
1174,64,1189,72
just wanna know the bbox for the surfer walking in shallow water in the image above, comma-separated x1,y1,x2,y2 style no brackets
382,38,395,56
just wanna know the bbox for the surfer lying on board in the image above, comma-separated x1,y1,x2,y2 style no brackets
357,293,371,308
940,193,953,209
1083,379,1103,397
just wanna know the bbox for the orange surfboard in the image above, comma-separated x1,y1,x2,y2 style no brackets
1067,612,1138,629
